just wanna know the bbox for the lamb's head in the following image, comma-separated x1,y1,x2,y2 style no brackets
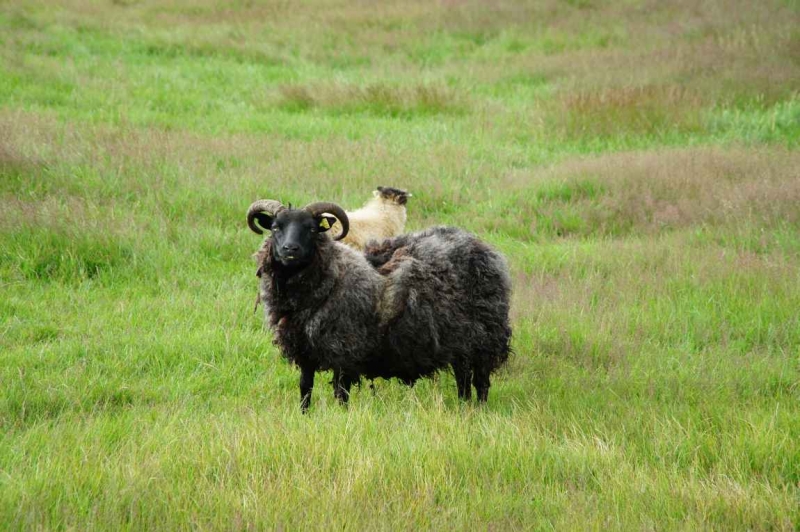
374,186,411,206
247,199,349,268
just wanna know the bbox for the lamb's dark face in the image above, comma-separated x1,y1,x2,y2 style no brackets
376,186,411,205
270,210,337,267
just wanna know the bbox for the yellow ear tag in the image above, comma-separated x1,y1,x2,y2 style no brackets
319,218,330,229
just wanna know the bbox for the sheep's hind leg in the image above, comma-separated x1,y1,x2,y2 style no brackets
453,363,472,401
333,369,353,406
472,365,490,403
299,365,315,413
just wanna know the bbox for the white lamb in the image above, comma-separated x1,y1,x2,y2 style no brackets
332,186,412,249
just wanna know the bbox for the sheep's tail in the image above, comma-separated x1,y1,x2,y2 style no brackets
495,331,513,370
483,318,513,373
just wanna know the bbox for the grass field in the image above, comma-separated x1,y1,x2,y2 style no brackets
2,0,800,529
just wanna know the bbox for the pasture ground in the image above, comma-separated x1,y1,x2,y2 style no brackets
1,0,799,529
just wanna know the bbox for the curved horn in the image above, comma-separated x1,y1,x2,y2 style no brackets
303,201,349,241
247,199,286,234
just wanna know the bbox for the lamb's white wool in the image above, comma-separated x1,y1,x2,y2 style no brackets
332,188,410,250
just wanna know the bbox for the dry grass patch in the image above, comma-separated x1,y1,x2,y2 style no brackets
509,229,800,375
0,137,39,184
566,147,800,232
553,85,706,139
494,147,800,238
514,1,800,113
545,32,800,104
277,82,468,117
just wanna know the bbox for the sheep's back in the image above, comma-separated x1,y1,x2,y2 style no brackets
383,226,510,303
371,226,512,369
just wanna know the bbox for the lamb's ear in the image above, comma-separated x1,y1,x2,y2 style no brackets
315,215,337,232
254,212,275,232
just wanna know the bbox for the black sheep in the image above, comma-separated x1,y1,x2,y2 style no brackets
247,199,512,412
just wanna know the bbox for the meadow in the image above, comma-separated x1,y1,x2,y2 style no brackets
1,0,799,529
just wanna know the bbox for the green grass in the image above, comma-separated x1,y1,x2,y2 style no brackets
2,0,800,529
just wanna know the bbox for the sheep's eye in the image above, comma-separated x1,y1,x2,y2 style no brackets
272,226,282,233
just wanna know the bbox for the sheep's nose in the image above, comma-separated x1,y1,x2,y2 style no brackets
282,243,299,254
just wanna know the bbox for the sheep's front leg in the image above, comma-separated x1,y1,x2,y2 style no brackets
299,365,315,413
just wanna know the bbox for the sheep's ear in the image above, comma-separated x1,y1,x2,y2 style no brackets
316,215,337,233
254,212,275,232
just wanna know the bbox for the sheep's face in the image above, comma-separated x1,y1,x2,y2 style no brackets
268,210,337,267
375,186,411,206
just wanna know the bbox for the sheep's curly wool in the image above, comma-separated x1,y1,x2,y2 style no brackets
256,225,512,403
